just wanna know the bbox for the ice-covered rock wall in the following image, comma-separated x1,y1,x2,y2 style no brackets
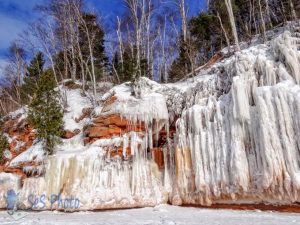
1,22,300,210
174,26,300,205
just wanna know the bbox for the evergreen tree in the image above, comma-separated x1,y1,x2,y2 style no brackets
113,50,136,82
169,33,200,82
0,133,8,163
0,119,8,163
21,52,45,104
79,13,108,80
28,70,63,155
113,47,150,83
168,37,191,82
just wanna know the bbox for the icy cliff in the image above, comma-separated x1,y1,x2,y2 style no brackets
1,22,300,210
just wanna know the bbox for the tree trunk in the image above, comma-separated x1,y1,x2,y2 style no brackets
258,0,267,42
217,12,231,53
225,0,240,51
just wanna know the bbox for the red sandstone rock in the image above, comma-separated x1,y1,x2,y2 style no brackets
83,137,91,145
104,96,117,107
85,126,111,138
1,117,36,174
108,125,122,135
1,167,27,180
75,107,93,123
85,124,122,138
94,114,128,127
101,96,118,113
152,148,164,169
85,113,131,141
203,52,224,69
62,129,81,139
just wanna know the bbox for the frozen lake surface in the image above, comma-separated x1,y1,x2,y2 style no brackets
0,205,299,225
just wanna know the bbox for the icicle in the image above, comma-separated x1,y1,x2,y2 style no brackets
272,31,300,84
122,133,129,157
174,27,300,205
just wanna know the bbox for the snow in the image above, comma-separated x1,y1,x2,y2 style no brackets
0,205,300,225
8,107,28,120
63,88,92,131
56,133,86,153
9,142,44,168
101,81,169,125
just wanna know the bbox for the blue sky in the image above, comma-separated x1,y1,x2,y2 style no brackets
0,0,206,71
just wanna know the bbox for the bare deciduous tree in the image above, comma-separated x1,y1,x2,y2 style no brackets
224,0,240,51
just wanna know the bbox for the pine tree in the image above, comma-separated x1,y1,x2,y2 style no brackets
21,52,45,104
0,133,8,163
113,46,150,83
113,49,136,82
28,70,63,155
79,13,108,80
0,119,8,163
169,36,194,82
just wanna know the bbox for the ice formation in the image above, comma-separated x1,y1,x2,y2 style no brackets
0,173,21,208
174,27,300,205
1,22,300,210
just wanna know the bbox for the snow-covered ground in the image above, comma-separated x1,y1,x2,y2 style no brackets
0,205,299,225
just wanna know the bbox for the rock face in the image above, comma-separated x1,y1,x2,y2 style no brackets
85,114,128,139
81,25,300,208
173,27,300,206
3,116,35,155
0,91,170,210
84,96,167,166
84,113,166,164
1,23,300,211
0,113,37,176
62,129,81,139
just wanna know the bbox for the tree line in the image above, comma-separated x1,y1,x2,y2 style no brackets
0,0,298,114
0,0,298,155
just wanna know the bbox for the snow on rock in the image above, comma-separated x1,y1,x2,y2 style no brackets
9,142,44,168
63,87,93,131
101,81,169,124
